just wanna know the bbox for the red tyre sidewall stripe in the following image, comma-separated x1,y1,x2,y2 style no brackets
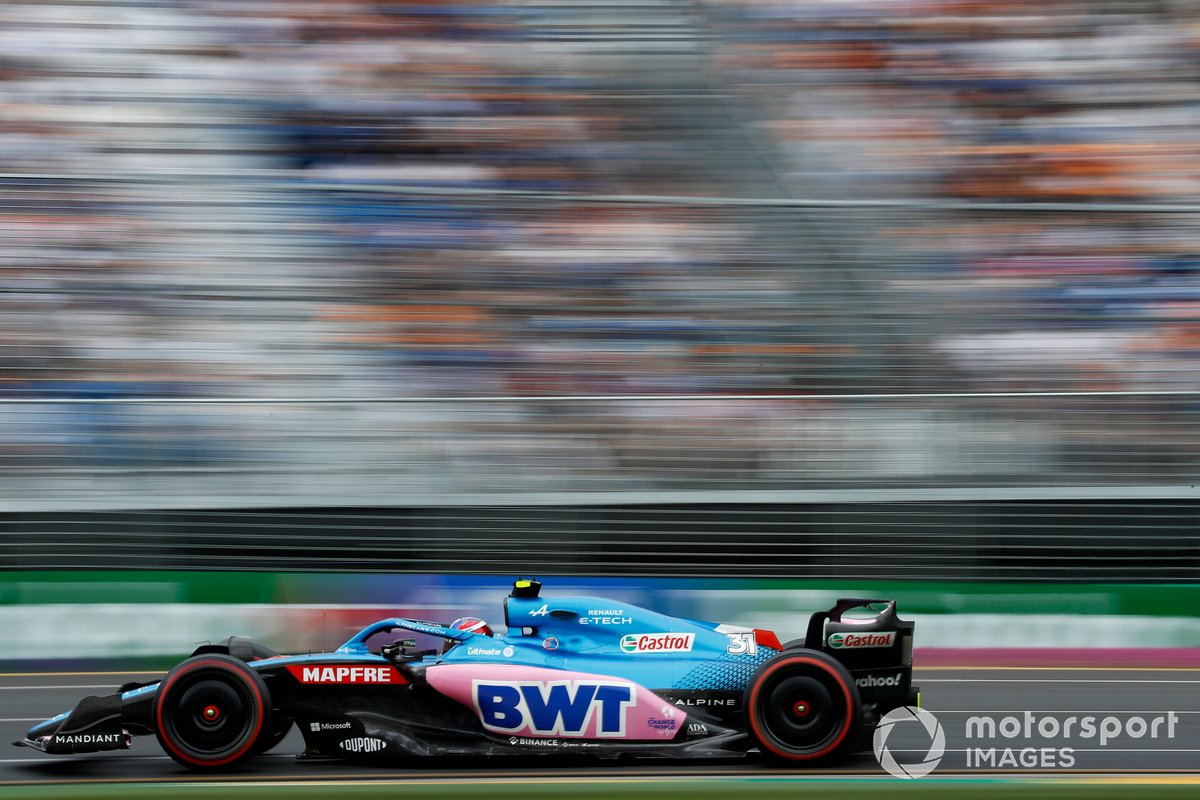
155,659,265,767
747,655,854,761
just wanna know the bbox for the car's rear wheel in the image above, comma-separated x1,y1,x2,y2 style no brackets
154,654,271,770
744,650,859,763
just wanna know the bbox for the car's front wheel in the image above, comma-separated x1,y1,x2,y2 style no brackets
153,654,272,770
744,650,859,763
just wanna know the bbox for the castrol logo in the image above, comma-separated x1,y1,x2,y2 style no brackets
619,633,695,654
827,631,895,649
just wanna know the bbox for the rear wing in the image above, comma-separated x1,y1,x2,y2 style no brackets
806,598,915,667
806,598,918,715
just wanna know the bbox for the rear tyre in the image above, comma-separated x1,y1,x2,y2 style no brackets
744,650,859,763
154,654,271,771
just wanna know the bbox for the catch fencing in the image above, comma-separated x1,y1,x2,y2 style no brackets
2,176,1199,579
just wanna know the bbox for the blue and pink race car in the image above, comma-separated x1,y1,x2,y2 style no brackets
16,579,917,770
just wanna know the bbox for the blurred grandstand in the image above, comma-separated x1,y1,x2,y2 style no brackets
1,0,1198,578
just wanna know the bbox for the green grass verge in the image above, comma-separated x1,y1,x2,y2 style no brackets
3,778,1198,800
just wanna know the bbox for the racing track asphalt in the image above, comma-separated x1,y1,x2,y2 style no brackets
1,667,1198,785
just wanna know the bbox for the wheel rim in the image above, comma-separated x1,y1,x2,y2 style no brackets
758,672,847,755
163,675,256,757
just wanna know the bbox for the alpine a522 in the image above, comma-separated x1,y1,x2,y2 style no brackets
16,579,917,770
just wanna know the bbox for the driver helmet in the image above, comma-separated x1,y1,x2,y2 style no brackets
443,616,494,653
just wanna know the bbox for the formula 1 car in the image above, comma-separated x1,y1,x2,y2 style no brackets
16,579,916,770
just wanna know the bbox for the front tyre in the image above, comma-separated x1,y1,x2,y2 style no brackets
154,654,271,770
744,650,859,763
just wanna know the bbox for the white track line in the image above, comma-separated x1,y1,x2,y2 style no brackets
0,757,168,764
0,685,115,690
889,749,1200,753
914,667,1200,672
929,710,1200,714
0,672,163,678
0,754,298,765
921,679,1200,684
8,679,1198,689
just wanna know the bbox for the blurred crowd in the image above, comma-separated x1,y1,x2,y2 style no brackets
0,0,825,404
1,0,1199,495
712,0,1200,201
709,0,1200,390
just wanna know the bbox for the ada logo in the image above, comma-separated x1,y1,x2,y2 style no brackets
287,665,406,684
339,737,387,754
620,633,695,654
828,631,895,649
473,680,634,737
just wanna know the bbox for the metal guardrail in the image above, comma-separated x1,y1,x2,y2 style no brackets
3,501,1197,580
8,173,1200,212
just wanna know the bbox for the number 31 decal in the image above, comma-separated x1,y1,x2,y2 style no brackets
725,632,758,656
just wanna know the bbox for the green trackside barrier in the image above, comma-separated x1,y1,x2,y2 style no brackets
0,571,280,605
1,571,1198,617
1,778,1199,800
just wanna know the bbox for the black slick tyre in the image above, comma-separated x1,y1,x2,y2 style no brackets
744,649,860,763
153,654,271,770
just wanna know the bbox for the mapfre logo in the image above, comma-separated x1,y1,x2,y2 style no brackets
286,665,406,685
828,631,895,649
619,633,695,654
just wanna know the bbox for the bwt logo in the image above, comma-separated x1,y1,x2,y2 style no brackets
473,680,635,737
